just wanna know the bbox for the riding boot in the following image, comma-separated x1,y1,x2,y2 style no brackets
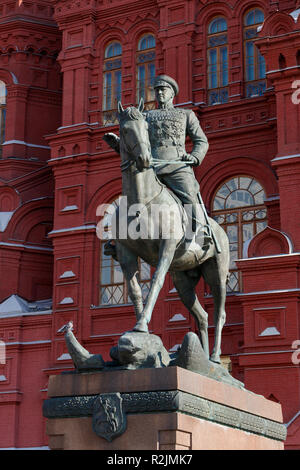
202,224,214,251
184,207,213,251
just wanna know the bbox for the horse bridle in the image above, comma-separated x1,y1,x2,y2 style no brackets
120,158,135,172
120,129,151,172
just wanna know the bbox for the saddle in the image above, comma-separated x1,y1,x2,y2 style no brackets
162,185,213,253
103,180,213,261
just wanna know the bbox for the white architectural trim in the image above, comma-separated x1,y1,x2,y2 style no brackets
238,349,295,356
236,288,300,296
286,410,300,428
272,153,300,162
238,252,300,263
2,140,50,150
290,8,300,22
49,224,96,235
1,446,49,450
0,310,52,319
242,227,293,259
0,241,53,252
5,340,51,346
0,212,14,232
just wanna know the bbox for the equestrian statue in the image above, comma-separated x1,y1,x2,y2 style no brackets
102,75,230,365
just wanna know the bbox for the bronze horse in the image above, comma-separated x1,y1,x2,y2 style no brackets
103,100,230,364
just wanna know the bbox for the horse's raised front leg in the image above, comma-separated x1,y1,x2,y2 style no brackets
171,270,209,358
133,239,177,333
117,244,144,321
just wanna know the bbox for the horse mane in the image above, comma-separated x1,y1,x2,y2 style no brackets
118,106,144,124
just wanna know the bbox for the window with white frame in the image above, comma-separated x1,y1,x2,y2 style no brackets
136,34,156,109
212,176,268,292
102,42,122,125
244,8,266,98
0,81,6,155
207,17,229,105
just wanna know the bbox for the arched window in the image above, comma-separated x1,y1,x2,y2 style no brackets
278,53,286,70
102,42,122,125
136,34,156,109
207,17,229,105
0,81,6,156
99,197,151,305
212,176,267,292
244,8,266,98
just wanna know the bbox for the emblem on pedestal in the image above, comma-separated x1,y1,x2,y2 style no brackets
92,392,126,441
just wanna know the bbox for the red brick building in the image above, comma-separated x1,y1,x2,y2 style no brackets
0,0,300,449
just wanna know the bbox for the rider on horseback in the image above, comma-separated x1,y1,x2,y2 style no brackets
104,74,212,248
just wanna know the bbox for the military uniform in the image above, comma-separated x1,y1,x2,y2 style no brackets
145,106,208,218
145,75,209,235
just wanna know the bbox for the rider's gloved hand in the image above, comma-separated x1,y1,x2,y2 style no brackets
181,153,198,166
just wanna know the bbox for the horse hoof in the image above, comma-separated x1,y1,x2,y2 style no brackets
132,322,149,333
210,354,221,364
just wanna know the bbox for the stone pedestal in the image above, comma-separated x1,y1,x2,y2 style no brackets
43,367,286,450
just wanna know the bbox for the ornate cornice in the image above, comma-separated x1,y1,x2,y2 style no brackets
43,388,287,442
0,1,55,23
53,0,158,26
